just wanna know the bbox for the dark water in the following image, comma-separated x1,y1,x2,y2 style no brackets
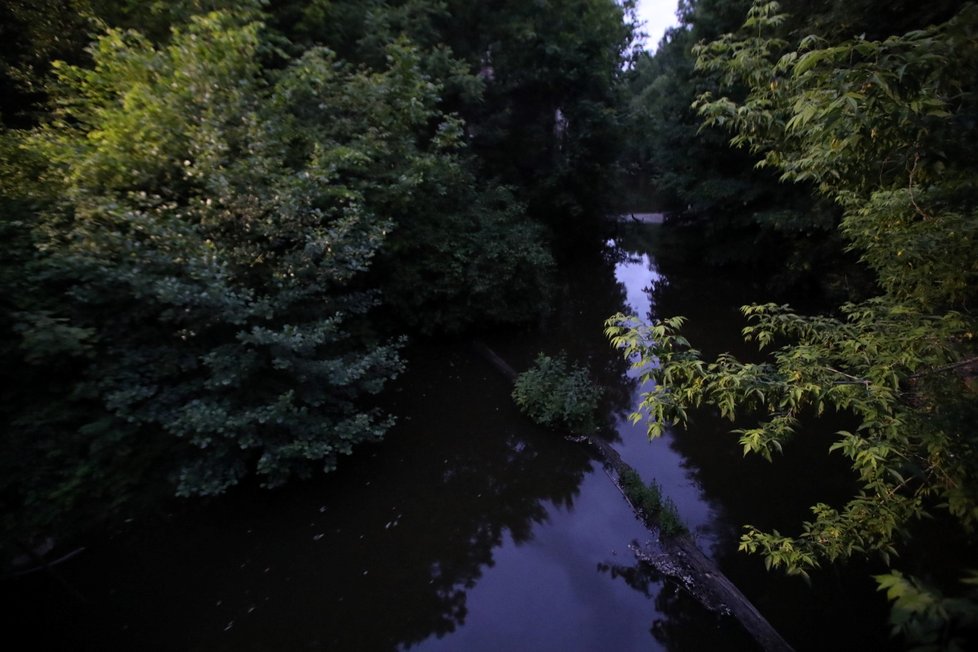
4,224,894,651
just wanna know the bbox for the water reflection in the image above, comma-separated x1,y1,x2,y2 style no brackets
4,344,662,652
605,230,730,552
4,222,892,652
417,471,658,652
610,237,662,320
598,560,757,651
611,222,894,650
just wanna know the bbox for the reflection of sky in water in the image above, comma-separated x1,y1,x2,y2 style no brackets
418,238,728,652
609,239,662,320
609,239,661,378
415,472,662,652
607,240,721,552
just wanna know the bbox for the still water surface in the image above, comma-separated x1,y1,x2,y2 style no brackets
5,224,891,651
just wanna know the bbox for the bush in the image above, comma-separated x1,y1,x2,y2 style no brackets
512,353,603,435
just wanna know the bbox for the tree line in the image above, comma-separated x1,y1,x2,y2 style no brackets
3,0,976,647
0,0,635,559
613,0,977,647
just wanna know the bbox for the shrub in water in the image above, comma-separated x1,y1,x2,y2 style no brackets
512,353,603,435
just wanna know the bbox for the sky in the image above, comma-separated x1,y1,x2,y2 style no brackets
634,0,680,50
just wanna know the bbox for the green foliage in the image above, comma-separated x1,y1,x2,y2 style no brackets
607,297,977,574
269,0,636,250
0,0,635,563
441,0,636,244
0,12,423,551
0,0,101,126
0,0,644,563
0,0,261,127
619,467,686,536
259,0,560,333
622,0,757,215
267,21,555,334
610,0,978,643
512,353,604,435
376,178,554,334
620,0,851,292
876,571,978,652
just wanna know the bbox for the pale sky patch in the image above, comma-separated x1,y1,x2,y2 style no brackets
633,0,680,50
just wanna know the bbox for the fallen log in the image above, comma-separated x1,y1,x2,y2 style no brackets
588,435,794,652
472,340,794,652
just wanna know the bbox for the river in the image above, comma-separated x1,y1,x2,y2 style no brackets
4,223,895,651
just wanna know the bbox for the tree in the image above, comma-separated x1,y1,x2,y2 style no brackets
608,1,978,646
263,0,557,333
439,0,637,247
267,0,636,254
621,0,853,296
0,11,429,551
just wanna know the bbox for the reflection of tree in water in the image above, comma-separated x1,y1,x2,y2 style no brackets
597,559,757,651
618,224,893,650
4,345,596,652
617,222,854,546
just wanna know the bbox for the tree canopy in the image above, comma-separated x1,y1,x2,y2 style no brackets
0,1,634,557
620,0,853,295
609,0,978,645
